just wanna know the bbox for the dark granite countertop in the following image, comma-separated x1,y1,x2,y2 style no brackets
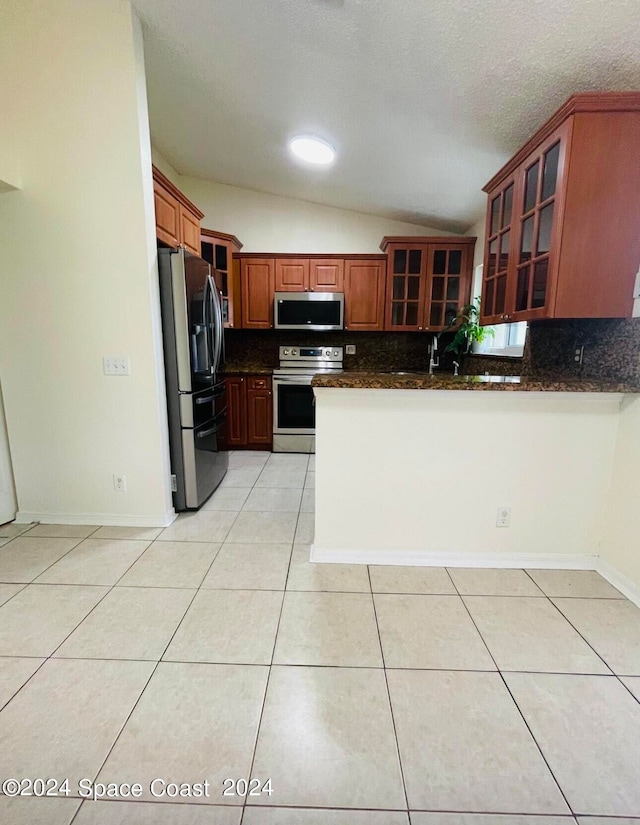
220,366,275,376
311,371,640,393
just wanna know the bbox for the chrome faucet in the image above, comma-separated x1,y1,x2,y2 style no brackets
428,337,439,375
453,361,459,376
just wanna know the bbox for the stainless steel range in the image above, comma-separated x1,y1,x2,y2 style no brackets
273,345,343,453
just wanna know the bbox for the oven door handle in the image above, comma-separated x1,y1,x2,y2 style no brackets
273,375,314,385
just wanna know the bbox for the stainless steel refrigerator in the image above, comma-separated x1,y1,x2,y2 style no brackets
158,248,228,510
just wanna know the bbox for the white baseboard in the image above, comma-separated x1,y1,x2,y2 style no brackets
310,545,640,608
15,510,177,528
595,558,640,608
310,545,598,570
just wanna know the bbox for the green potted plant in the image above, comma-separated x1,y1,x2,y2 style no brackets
442,296,494,357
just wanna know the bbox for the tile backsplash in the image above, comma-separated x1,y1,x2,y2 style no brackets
224,330,438,373
522,317,640,383
223,318,640,384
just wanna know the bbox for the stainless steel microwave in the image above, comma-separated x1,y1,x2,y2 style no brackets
274,292,344,331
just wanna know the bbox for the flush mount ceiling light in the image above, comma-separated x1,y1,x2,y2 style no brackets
289,135,336,165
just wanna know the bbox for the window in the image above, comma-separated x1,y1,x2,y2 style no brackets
474,320,527,357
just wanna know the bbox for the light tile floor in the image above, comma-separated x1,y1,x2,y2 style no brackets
0,450,639,823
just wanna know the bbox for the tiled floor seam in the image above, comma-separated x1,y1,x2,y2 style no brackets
367,565,411,813
0,532,88,586
0,544,147,711
69,559,214,822
239,540,294,824
453,576,576,817
548,595,640,702
44,535,170,662
547,597,617,675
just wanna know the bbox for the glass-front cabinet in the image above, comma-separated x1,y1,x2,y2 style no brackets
381,237,476,332
200,229,243,328
511,127,567,320
481,116,574,325
482,176,516,324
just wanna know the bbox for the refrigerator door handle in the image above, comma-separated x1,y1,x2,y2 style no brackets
219,289,226,366
208,274,223,375
204,274,215,376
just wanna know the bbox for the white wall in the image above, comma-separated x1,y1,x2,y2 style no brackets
0,382,17,525
468,216,486,272
0,0,173,526
599,396,640,594
313,388,621,565
151,149,456,253
0,120,21,193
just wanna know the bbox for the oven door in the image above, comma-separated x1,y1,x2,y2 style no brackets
273,374,315,435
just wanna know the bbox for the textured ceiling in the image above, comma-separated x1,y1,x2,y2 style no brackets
132,0,640,232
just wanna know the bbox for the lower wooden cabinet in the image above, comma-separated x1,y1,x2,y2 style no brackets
221,375,272,450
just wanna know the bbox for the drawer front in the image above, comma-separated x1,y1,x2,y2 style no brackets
248,376,270,390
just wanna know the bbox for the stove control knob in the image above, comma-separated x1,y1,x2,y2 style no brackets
292,349,298,356
333,350,339,356
324,349,331,356
283,349,290,356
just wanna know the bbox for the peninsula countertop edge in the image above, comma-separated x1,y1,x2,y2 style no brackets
311,372,640,393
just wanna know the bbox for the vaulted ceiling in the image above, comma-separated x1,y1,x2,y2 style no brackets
132,0,640,232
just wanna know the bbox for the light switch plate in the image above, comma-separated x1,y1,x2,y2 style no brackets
103,356,130,376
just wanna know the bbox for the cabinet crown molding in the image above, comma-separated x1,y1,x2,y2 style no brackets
483,90,640,193
201,227,243,250
380,235,476,252
236,252,386,260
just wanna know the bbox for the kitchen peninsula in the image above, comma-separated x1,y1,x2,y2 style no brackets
311,371,640,574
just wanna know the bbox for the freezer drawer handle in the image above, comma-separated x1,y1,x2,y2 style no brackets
196,411,227,439
197,424,221,439
194,384,226,405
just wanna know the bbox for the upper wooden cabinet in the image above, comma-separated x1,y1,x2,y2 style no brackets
380,237,476,332
200,229,243,329
152,166,204,255
240,258,275,328
274,257,344,292
344,258,387,331
275,258,309,291
311,259,344,292
481,92,640,324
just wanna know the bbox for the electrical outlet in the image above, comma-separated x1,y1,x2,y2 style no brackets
573,346,584,366
113,474,127,492
496,507,511,527
103,357,131,376
345,344,356,355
